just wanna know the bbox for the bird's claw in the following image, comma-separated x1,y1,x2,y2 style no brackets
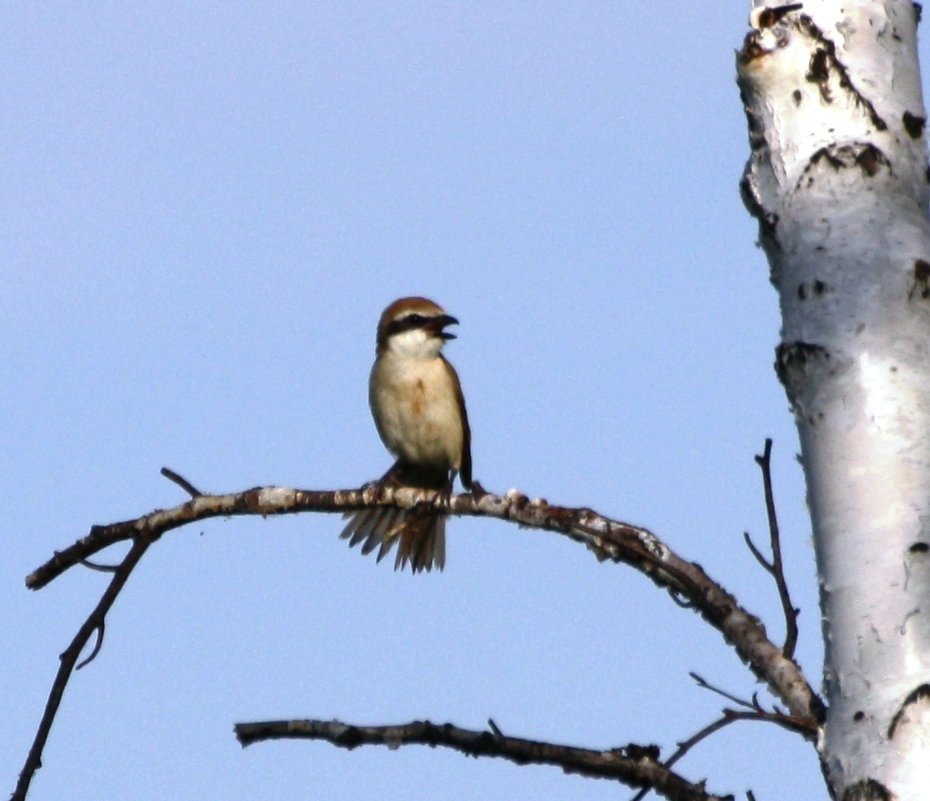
468,479,489,500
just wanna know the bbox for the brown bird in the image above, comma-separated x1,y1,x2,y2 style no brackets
341,297,473,572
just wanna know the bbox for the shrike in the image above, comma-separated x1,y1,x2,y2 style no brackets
341,296,473,572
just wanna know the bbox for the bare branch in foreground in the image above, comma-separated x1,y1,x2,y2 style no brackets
233,718,732,801
25,479,824,728
11,536,154,801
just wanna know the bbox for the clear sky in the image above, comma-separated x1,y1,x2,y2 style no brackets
5,4,917,800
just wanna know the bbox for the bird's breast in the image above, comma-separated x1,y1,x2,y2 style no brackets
369,355,464,471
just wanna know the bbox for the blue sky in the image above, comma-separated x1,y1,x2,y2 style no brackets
4,3,909,799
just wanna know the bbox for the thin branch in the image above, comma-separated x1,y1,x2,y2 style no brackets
25,479,825,728
11,535,155,801
630,702,818,801
233,718,732,801
74,620,105,670
669,707,813,764
665,714,741,772
160,466,203,498
690,672,756,710
78,557,120,573
630,716,738,801
753,439,799,659
742,532,772,573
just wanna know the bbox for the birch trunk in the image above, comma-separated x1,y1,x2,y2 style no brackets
737,1,930,797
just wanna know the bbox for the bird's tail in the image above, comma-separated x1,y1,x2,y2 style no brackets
339,463,448,573
340,508,445,572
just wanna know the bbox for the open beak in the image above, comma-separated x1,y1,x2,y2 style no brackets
429,313,459,340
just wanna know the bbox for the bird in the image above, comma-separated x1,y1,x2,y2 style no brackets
340,296,473,572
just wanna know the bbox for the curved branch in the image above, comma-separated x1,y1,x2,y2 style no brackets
25,481,825,728
12,536,154,801
630,701,815,801
234,717,731,801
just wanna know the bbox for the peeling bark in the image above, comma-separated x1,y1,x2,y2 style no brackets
738,1,930,796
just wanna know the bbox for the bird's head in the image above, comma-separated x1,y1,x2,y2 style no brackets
376,296,459,358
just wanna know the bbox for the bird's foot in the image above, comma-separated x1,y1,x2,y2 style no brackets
468,479,489,500
360,478,389,503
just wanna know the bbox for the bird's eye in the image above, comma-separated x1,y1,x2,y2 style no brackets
404,314,425,325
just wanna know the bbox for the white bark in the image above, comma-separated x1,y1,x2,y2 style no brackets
738,1,930,798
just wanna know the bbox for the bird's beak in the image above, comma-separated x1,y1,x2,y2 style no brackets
429,314,459,340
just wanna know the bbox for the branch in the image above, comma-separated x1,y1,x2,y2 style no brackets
751,439,799,659
688,672,815,736
11,536,154,801
690,671,757,710
630,675,818,801
655,709,807,782
629,713,749,801
25,479,824,727
159,466,203,498
233,718,732,801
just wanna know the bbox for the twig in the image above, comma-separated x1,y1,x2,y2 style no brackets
689,672,756,710
688,673,815,739
11,536,155,801
234,718,732,801
630,716,738,801
665,714,741,771
24,480,824,727
752,439,799,659
160,466,203,498
742,532,771,572
630,703,817,801
75,620,105,670
673,707,812,760
78,557,120,573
